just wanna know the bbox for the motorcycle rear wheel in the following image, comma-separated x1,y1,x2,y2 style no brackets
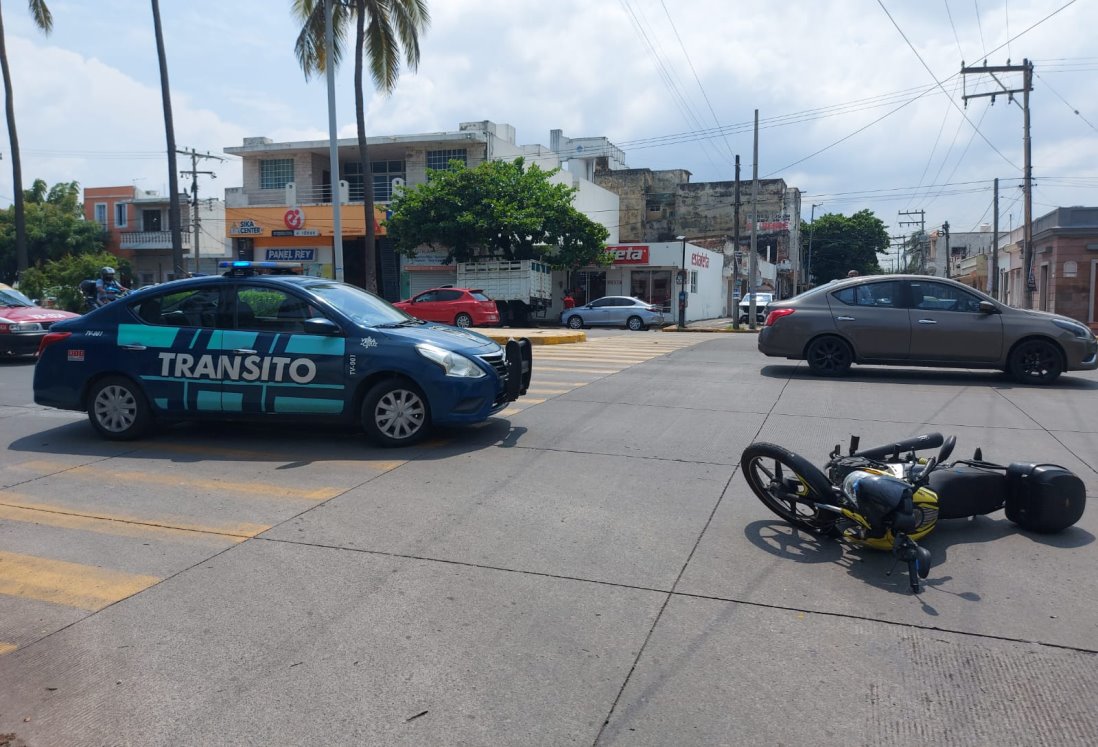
741,443,838,534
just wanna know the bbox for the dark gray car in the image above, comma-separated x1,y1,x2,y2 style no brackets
758,274,1098,384
561,296,665,331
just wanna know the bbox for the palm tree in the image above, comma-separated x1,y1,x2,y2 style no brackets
151,0,184,279
293,0,429,293
0,0,53,281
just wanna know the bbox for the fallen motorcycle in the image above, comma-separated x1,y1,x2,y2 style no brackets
739,433,1087,593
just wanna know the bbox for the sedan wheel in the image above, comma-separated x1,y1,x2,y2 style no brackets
454,313,473,328
805,336,853,376
361,378,431,447
87,376,152,440
626,315,645,331
566,315,584,330
1008,340,1063,385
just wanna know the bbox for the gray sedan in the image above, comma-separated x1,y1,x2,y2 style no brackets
758,274,1098,384
562,296,665,331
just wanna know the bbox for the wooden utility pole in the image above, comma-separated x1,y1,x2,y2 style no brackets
178,148,223,275
942,221,950,278
961,59,1034,307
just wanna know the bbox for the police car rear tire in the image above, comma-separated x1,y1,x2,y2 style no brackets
88,376,152,441
361,378,431,447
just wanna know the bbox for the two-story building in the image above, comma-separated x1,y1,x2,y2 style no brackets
83,187,232,285
222,121,620,301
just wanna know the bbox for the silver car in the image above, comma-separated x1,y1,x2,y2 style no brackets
562,296,665,331
758,274,1098,384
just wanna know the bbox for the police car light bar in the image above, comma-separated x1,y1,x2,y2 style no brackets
218,260,303,276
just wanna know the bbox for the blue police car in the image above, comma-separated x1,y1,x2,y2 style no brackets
33,262,532,447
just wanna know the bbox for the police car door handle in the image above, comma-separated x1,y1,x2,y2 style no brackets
121,344,147,351
233,348,258,355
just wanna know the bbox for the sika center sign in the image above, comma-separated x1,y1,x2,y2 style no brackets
606,245,649,264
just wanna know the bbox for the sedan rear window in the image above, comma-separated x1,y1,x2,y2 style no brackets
471,292,492,302
831,281,899,308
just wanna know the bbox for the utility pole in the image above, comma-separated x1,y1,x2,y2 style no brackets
178,148,223,275
748,110,760,330
732,155,741,330
898,210,926,273
992,177,1000,300
807,202,821,285
942,221,950,279
961,58,1034,307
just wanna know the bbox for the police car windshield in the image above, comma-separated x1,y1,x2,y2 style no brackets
307,282,418,327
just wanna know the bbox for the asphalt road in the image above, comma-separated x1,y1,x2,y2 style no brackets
1,332,1096,746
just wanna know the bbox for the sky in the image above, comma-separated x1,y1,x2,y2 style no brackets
2,0,1096,261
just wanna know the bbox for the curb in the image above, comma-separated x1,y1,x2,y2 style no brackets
473,329,587,345
659,326,760,334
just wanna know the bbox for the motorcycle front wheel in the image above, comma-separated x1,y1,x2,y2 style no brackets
740,443,838,534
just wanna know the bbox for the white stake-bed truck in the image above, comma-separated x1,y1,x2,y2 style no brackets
456,260,553,326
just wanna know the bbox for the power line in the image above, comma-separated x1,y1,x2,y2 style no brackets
1035,72,1098,135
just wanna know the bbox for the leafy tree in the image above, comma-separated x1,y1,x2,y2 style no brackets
0,0,53,278
0,179,106,284
385,157,611,269
802,209,889,284
293,0,430,293
18,251,129,312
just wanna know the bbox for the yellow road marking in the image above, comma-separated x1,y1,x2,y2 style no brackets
0,496,267,542
17,460,342,502
535,366,619,374
527,381,587,387
0,642,16,656
0,551,161,611
497,406,523,417
135,442,406,471
524,387,572,395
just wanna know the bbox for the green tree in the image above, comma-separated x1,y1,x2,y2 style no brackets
293,0,430,293
0,0,53,279
802,209,890,284
17,251,128,312
0,179,106,284
386,157,611,269
151,0,185,278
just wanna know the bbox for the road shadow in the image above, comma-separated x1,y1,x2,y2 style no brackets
6,416,528,465
0,356,36,367
760,364,1098,390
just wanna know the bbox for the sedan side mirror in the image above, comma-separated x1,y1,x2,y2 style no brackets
303,317,341,335
978,300,998,314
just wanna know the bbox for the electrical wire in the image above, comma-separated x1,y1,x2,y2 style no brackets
945,0,965,61
1035,72,1098,135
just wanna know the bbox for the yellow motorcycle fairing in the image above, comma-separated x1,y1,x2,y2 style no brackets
843,485,940,551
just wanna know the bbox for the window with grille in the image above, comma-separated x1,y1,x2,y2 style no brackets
259,159,294,190
426,148,467,172
372,160,406,201
115,203,127,228
94,203,107,226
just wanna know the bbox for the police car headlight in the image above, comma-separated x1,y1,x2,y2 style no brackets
415,343,486,378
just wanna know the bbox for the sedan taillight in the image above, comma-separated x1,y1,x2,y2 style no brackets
764,308,795,326
37,331,71,356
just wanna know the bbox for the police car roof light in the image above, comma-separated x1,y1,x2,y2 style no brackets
218,260,303,277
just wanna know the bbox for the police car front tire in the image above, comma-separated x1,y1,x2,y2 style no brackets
88,376,152,441
361,378,431,447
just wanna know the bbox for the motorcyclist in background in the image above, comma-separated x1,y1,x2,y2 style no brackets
95,267,128,306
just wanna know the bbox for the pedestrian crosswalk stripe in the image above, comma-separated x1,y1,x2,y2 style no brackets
0,550,161,611
16,460,342,502
0,497,267,542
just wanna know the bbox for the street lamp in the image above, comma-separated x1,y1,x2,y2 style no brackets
807,203,822,287
676,235,687,329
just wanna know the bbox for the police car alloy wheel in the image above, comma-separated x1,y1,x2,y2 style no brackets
361,378,431,447
88,376,151,440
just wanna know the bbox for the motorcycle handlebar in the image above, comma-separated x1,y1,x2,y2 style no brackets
852,433,944,460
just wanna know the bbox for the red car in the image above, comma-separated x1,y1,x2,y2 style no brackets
0,283,80,357
393,286,500,328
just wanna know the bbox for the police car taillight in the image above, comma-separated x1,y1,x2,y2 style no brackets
37,331,71,355
764,308,795,326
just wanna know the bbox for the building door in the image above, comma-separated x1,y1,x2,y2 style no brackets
143,210,162,231
574,271,605,306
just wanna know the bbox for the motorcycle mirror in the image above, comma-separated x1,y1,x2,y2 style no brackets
937,435,956,465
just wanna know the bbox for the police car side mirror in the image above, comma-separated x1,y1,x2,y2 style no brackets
303,317,341,335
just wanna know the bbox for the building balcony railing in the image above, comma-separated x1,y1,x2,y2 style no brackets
226,181,385,208
120,230,193,252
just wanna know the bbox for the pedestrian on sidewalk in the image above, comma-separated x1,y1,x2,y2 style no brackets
562,290,576,309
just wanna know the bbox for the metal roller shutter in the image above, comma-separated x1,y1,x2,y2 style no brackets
407,269,457,297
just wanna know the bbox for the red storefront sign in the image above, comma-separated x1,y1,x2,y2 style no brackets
606,245,649,264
